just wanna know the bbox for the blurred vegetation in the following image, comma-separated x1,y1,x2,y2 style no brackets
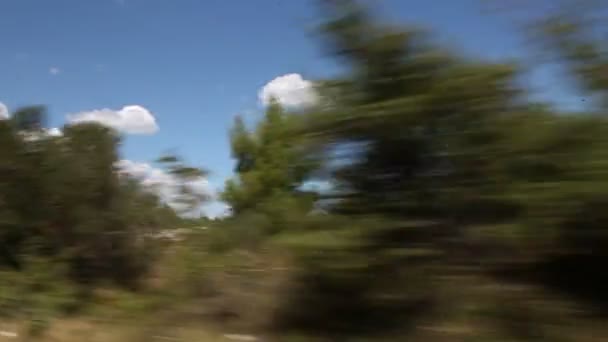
4,0,608,340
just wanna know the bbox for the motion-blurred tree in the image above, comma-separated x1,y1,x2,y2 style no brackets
275,0,608,336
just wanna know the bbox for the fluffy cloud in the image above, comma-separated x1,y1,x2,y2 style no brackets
67,105,158,134
258,73,317,108
116,159,212,214
0,102,8,120
49,67,61,76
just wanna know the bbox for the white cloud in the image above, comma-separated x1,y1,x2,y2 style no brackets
0,102,8,120
116,159,213,215
49,67,61,75
45,127,63,137
67,105,159,135
258,73,317,108
116,159,152,179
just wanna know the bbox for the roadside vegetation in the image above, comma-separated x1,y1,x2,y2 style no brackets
3,1,608,340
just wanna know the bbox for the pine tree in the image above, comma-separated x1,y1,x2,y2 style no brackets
222,99,318,220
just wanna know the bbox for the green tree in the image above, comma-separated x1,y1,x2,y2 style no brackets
276,0,608,337
0,106,192,293
222,99,319,222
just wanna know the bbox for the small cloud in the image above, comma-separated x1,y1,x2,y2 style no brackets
258,73,317,109
67,105,159,135
49,67,61,76
0,102,8,120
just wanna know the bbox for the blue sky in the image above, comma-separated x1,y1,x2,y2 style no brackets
0,0,582,217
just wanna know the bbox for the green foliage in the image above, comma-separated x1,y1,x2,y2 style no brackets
0,106,197,325
270,0,608,337
6,1,608,340
0,256,79,336
222,100,319,218
534,10,608,104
